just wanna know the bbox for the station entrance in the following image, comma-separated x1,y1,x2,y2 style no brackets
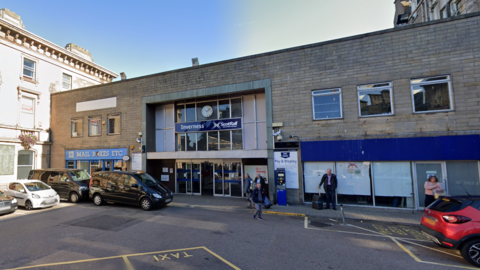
176,159,243,197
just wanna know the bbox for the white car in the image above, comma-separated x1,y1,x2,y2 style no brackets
2,180,60,210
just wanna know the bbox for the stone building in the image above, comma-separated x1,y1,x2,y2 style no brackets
51,12,480,209
394,0,480,26
0,8,118,181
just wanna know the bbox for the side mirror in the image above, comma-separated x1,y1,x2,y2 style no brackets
132,184,138,188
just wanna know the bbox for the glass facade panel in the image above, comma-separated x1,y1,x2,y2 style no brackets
208,132,218,151
176,162,191,194
446,161,480,196
176,105,185,123
303,162,335,202
219,131,231,150
218,100,230,119
185,104,196,122
232,130,242,150
231,98,242,118
197,132,207,151
186,133,196,151
336,162,373,206
176,133,185,151
196,101,218,121
415,163,444,208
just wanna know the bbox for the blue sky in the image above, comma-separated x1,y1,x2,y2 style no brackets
2,1,395,79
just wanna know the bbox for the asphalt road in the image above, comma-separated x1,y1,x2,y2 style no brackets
0,200,476,270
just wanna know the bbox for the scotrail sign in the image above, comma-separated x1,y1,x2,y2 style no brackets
175,118,242,133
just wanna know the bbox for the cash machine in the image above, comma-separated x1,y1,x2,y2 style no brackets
275,168,287,206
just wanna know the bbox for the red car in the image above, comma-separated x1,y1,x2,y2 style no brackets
420,196,480,267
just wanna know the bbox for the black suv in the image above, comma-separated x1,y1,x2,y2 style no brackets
89,171,173,211
28,168,91,203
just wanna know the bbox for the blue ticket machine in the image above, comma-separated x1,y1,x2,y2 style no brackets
275,168,287,206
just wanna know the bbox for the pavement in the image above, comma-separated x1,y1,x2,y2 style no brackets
172,194,424,225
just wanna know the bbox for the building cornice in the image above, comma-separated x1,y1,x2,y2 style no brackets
0,18,118,82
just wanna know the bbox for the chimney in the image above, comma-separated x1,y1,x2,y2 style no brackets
192,58,199,67
120,72,127,80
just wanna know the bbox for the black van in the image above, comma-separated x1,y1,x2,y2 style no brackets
28,168,91,203
89,171,173,211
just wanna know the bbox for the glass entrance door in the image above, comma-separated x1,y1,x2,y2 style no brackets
176,162,191,194
415,162,447,208
192,163,201,195
214,162,225,196
224,162,243,197
104,161,113,171
201,162,214,195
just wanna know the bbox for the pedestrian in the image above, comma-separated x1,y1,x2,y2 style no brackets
424,175,443,207
244,173,254,208
318,169,338,210
255,173,266,190
252,182,265,220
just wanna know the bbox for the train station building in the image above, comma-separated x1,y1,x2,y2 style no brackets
51,12,480,209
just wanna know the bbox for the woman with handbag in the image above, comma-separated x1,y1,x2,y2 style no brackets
424,175,444,207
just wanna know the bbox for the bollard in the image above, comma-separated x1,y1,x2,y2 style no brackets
340,204,346,225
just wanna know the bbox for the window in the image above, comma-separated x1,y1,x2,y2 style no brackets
312,89,342,120
232,130,243,150
71,118,83,137
23,58,35,80
107,113,121,135
219,131,231,150
17,150,33,179
88,116,101,136
208,132,218,151
62,73,72,90
357,83,393,117
410,75,453,113
20,96,35,128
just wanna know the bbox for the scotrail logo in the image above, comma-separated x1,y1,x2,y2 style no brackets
213,122,221,129
212,120,239,129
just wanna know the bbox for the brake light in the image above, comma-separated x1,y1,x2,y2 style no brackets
442,215,471,224
442,241,453,247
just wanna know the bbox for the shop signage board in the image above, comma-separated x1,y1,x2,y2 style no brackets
274,151,299,189
65,148,128,161
175,118,242,133
132,153,142,171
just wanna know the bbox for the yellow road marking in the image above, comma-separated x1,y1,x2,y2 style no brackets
418,260,480,270
203,247,241,270
153,255,159,261
122,256,135,270
392,238,421,262
400,238,463,259
261,211,305,217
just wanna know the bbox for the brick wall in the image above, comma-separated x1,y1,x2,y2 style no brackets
51,13,480,168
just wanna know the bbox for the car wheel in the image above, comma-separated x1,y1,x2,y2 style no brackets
140,198,152,211
460,238,480,267
93,194,103,206
69,192,79,203
25,200,33,211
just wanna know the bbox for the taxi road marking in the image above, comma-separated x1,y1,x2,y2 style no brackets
305,217,475,270
4,246,240,270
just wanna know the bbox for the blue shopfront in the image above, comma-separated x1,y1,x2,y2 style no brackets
301,135,480,210
65,148,129,173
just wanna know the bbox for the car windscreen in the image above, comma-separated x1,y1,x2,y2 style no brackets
429,198,472,212
135,173,163,187
69,170,91,181
24,182,51,191
0,190,4,198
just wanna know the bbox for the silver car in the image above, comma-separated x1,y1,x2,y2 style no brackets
0,189,18,215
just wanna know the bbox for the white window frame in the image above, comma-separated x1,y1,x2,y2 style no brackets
357,82,394,118
20,55,39,84
410,75,454,114
19,94,36,129
107,113,121,135
71,117,83,138
88,115,102,137
62,73,72,90
311,88,343,120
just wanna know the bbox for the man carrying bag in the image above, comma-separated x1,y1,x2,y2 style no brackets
318,169,338,210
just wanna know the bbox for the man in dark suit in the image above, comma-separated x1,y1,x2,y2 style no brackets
318,169,338,210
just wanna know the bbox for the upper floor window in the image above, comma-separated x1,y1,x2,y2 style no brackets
88,116,101,136
71,118,83,137
176,98,242,123
312,89,342,120
357,83,393,117
107,113,121,135
23,58,35,80
20,96,35,128
410,75,453,113
62,74,72,90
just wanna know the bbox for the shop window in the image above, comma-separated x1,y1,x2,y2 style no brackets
357,83,393,117
17,150,33,179
197,101,218,121
208,131,218,151
23,58,35,80
62,73,72,90
20,96,35,128
218,100,230,119
232,130,243,150
88,116,101,136
336,162,373,206
219,131,231,150
446,161,480,196
107,113,121,135
312,89,342,120
71,118,83,137
373,162,414,208
303,162,334,202
411,75,453,113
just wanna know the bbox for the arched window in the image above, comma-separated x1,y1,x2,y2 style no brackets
17,150,34,179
